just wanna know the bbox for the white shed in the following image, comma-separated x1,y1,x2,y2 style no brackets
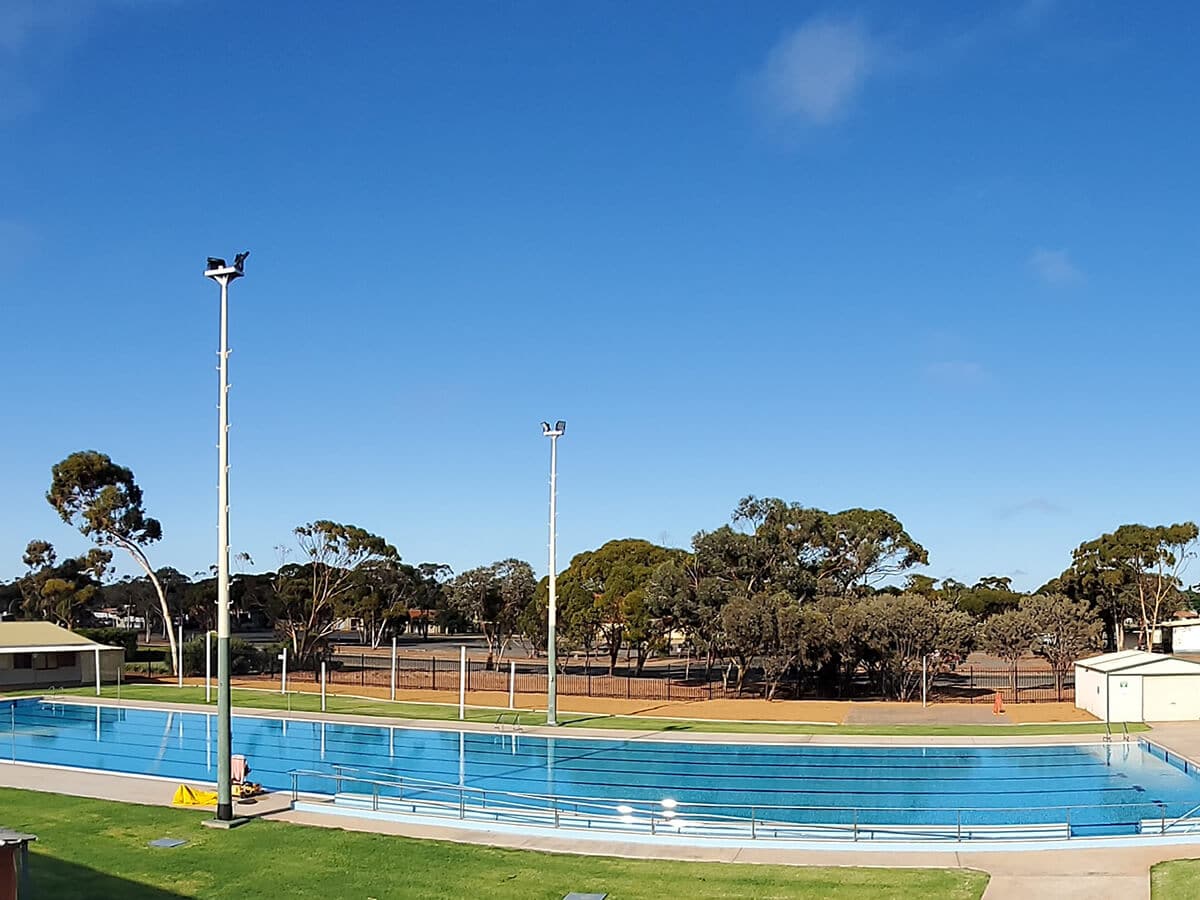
1075,650,1200,723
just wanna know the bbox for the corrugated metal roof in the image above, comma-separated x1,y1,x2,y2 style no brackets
1075,650,1153,671
1076,650,1200,674
0,622,108,649
0,644,123,654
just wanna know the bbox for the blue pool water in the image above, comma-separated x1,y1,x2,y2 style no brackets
6,699,1200,835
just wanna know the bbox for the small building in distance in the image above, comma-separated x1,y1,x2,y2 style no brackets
1075,649,1200,723
1153,614,1200,654
0,622,124,690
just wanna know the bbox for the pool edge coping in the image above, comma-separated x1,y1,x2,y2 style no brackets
24,695,1120,748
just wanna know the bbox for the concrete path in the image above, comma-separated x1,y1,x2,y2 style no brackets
3,759,1198,899
845,704,1010,725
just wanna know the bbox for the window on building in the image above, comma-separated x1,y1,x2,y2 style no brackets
12,653,32,669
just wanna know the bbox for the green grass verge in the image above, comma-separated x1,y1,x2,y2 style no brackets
0,787,988,900
1153,860,1200,900
18,683,1144,736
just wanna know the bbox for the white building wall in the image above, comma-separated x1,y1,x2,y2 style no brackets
1075,665,1106,720
1143,676,1200,721
1107,674,1144,723
1172,625,1200,653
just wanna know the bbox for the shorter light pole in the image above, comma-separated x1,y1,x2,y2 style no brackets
540,420,565,726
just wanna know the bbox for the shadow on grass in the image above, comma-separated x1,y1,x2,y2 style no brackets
31,852,190,900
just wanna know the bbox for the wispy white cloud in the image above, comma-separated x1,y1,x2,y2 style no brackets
1029,247,1084,286
924,360,985,384
0,1,178,122
753,18,879,126
751,5,1062,130
996,498,1066,519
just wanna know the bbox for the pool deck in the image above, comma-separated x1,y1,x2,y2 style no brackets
37,695,1117,745
9,696,1200,899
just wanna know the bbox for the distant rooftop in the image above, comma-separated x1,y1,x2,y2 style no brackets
0,621,119,652
1076,649,1200,675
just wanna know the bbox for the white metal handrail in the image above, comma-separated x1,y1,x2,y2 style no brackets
288,766,1179,842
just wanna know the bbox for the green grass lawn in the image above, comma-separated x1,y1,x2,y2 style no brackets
26,684,1144,737
1152,860,1200,900
0,788,988,900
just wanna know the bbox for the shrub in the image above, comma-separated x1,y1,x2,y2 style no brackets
76,627,138,656
181,636,269,676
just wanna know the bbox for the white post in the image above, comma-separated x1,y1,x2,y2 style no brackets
205,631,212,703
509,660,516,710
280,647,288,695
390,637,397,702
546,428,561,726
321,662,327,712
922,655,928,709
207,258,243,823
177,623,184,688
94,646,101,697
459,645,466,721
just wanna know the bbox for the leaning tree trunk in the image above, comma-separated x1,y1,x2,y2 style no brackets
118,540,178,676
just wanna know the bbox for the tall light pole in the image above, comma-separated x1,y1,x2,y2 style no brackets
541,420,565,726
204,252,247,824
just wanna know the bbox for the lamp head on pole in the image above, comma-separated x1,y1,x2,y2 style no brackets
541,420,566,438
205,250,249,282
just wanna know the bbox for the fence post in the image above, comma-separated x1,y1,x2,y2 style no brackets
626,674,631,700
458,646,466,721
360,654,365,688
390,637,397,702
204,631,212,703
321,662,327,712
508,660,515,710
588,673,592,697
667,663,671,702
708,679,713,701
431,656,436,690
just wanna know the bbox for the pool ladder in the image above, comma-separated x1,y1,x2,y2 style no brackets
494,712,523,734
1103,722,1130,743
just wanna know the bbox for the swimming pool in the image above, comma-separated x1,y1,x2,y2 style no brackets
6,699,1200,841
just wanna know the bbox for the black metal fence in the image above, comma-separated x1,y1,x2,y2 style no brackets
933,666,1075,703
257,652,1075,704
270,653,723,701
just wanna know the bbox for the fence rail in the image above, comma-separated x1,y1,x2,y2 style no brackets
253,651,1075,704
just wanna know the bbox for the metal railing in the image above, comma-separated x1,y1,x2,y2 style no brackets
286,765,1179,844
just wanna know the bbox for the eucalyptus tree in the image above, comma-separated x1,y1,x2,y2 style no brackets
1021,593,1103,700
449,559,536,668
980,608,1038,697
46,451,179,672
270,521,399,665
18,540,111,628
1066,523,1198,651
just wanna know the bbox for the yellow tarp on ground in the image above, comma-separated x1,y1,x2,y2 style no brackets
173,784,218,806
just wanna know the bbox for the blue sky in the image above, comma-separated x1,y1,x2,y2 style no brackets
2,1,1198,590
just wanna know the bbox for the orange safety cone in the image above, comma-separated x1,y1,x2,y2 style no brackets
993,691,1005,715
